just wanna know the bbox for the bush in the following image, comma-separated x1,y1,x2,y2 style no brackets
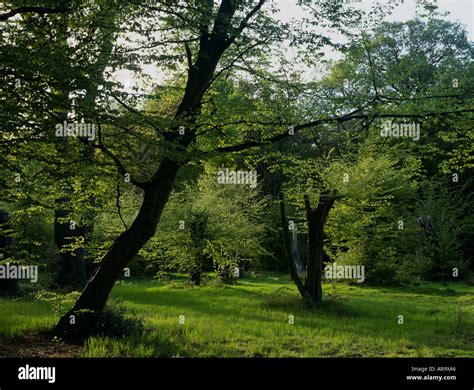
36,291,144,338
94,300,144,338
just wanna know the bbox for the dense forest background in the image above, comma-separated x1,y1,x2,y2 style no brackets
0,0,473,356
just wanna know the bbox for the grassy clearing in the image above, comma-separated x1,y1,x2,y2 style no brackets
1,273,473,357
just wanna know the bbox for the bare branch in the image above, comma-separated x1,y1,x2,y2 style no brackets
110,94,140,114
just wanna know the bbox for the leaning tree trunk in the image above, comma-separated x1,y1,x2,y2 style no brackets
279,194,313,304
55,46,223,336
291,226,306,280
55,160,179,339
279,192,336,307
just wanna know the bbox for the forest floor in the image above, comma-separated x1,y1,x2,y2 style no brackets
1,273,473,357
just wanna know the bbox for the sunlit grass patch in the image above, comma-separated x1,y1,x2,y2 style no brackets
1,274,473,357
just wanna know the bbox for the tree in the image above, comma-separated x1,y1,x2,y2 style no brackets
53,0,278,338
273,15,473,299
0,0,126,288
280,190,337,306
53,3,474,334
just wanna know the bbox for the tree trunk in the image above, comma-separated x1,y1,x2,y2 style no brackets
188,213,208,286
0,209,18,296
291,226,306,279
53,10,111,289
304,193,335,306
189,269,202,285
55,160,180,338
279,194,313,304
279,193,335,307
54,1,251,339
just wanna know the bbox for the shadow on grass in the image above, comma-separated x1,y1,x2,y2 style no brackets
111,278,474,355
363,282,473,297
261,289,360,318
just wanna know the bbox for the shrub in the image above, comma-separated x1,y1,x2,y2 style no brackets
94,300,144,338
36,291,144,338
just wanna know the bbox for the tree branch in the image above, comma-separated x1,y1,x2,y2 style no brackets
228,0,266,45
185,43,193,70
0,6,70,21
215,108,474,153
92,122,148,189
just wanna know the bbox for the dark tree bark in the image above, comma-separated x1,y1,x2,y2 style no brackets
188,213,208,286
279,192,336,306
0,209,18,296
189,269,202,285
303,193,335,305
0,278,18,296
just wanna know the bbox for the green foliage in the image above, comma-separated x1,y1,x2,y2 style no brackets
326,149,421,282
0,205,56,279
35,290,81,316
0,0,472,324
411,181,473,280
35,290,144,337
140,170,270,280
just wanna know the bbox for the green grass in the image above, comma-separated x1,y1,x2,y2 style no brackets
1,273,473,357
